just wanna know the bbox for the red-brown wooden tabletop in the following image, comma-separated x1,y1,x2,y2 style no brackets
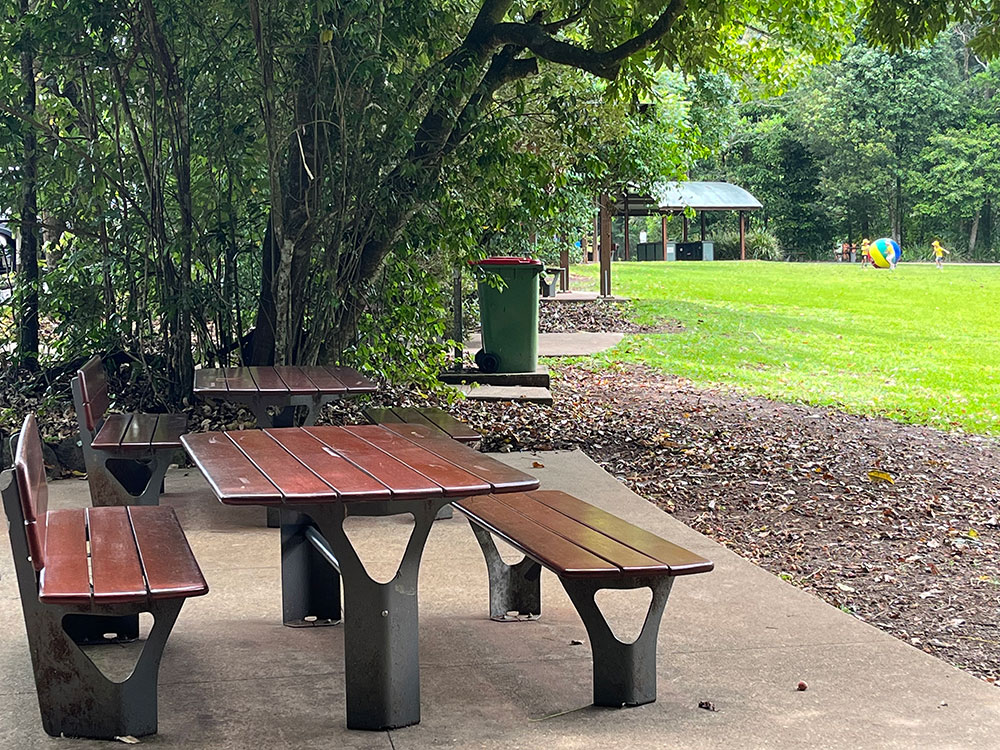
193,365,377,397
181,425,539,506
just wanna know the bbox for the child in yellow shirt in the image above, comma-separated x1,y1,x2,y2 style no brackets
932,239,949,270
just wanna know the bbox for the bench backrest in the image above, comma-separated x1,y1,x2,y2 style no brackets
76,355,111,432
13,414,48,572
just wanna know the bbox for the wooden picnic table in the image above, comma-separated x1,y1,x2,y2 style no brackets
193,365,377,427
180,424,539,731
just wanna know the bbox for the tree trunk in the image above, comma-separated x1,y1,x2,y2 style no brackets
17,0,39,371
969,207,981,257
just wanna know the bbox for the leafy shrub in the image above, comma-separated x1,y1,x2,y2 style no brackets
710,228,782,260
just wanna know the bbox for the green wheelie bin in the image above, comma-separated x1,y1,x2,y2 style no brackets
473,257,545,373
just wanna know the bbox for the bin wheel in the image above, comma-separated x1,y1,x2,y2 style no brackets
475,349,501,373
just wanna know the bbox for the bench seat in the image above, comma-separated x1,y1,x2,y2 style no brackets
363,406,480,444
40,505,207,605
73,355,188,506
455,489,713,708
456,491,712,579
91,412,187,453
3,414,208,739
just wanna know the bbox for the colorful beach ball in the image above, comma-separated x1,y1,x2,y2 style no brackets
870,238,900,268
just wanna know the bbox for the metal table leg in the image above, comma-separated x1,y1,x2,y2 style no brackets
306,497,450,730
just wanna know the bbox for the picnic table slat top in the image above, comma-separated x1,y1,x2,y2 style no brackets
263,429,392,501
182,425,536,505
342,425,491,497
193,365,376,397
382,423,531,490
302,426,444,499
180,432,284,505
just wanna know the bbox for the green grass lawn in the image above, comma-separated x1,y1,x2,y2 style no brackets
571,261,1000,434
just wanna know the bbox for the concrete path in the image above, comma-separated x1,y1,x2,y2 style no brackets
465,331,624,358
1,451,998,748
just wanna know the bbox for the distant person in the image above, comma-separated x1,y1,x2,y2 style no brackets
932,239,950,270
860,238,871,268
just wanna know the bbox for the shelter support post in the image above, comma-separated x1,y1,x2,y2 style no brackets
682,216,689,242
661,214,668,261
739,211,746,261
559,248,569,291
623,192,630,261
599,193,612,297
700,212,706,242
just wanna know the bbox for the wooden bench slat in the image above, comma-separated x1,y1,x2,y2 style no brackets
323,366,377,393
14,414,48,570
221,367,258,393
150,413,187,449
87,507,148,604
456,496,619,578
363,407,405,424
387,407,437,429
384,424,534,491
495,492,669,575
121,413,158,448
91,413,132,450
406,407,481,443
304,426,443,499
78,357,111,431
128,506,209,600
194,368,230,392
529,491,714,576
38,510,92,603
297,366,348,393
226,430,333,500
248,366,289,394
272,366,321,395
264,429,392,501
180,432,284,505
343,425,491,497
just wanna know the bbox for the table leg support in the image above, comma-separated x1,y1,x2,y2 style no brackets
312,499,449,730
560,576,674,707
468,522,541,621
280,510,342,627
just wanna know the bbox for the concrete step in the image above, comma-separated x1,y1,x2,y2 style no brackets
439,366,550,388
453,384,553,404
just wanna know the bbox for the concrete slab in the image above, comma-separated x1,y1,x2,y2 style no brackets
439,365,550,388
540,291,628,302
464,331,625,358
452,384,553,404
1,454,998,748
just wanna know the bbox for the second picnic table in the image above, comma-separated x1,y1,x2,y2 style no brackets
181,424,539,731
193,365,377,427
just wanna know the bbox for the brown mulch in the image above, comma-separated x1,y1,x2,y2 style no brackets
538,299,682,334
438,364,1000,686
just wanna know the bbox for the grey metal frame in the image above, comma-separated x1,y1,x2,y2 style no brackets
278,497,451,730
71,376,169,507
467,520,677,707
1,470,185,739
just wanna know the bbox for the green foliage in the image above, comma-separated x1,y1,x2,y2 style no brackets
711,227,782,260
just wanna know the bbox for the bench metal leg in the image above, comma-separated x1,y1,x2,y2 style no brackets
22,600,184,739
308,498,449,730
560,576,674,707
279,509,342,627
468,522,542,621
85,450,170,507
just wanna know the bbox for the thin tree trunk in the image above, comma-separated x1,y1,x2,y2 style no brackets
969,207,981,257
17,0,39,371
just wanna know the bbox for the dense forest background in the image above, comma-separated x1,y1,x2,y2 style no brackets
0,2,994,411
699,25,1000,262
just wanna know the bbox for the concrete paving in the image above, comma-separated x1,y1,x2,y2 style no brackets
2,451,999,748
465,331,625,358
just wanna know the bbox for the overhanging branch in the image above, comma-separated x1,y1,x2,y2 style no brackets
491,0,686,79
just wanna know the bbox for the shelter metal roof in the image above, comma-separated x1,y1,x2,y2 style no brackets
655,181,762,212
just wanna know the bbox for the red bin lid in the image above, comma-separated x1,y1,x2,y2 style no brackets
473,256,542,266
